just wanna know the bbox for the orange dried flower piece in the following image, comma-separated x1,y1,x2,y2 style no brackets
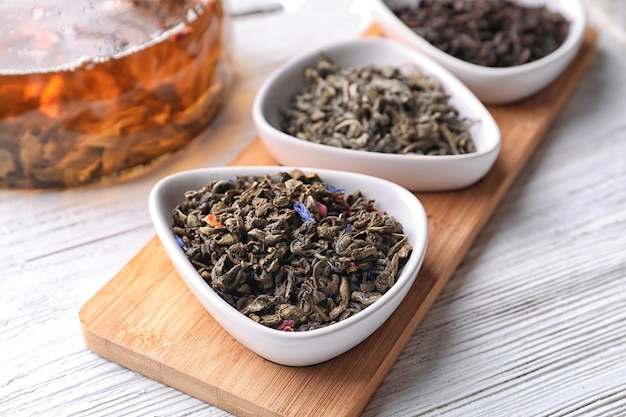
204,213,224,228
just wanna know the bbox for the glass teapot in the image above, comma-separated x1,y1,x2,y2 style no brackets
0,0,232,189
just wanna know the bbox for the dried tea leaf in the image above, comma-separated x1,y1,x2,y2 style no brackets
172,170,415,332
392,0,570,67
282,60,476,156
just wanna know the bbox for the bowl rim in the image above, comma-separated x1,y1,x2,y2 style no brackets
149,165,429,341
372,0,588,77
252,36,501,162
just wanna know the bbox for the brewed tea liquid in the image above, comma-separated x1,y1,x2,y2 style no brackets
0,0,231,188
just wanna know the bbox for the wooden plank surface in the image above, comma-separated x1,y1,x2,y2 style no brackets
79,27,598,417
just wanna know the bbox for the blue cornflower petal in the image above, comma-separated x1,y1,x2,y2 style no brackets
294,201,315,223
324,183,345,193
175,234,188,251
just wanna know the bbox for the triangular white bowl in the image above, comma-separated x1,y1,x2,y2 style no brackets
253,37,501,192
149,166,428,366
372,0,587,104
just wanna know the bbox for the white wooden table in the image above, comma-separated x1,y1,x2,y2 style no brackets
2,1,625,416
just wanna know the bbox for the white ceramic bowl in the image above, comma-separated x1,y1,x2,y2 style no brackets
149,166,428,366
372,0,587,104
252,37,501,192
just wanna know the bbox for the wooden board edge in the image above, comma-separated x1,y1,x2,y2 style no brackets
80,316,277,417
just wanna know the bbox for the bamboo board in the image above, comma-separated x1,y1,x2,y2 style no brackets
79,26,598,417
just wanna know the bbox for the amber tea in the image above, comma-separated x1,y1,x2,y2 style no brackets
0,0,232,189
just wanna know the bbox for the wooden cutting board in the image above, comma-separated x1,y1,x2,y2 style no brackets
79,26,598,417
